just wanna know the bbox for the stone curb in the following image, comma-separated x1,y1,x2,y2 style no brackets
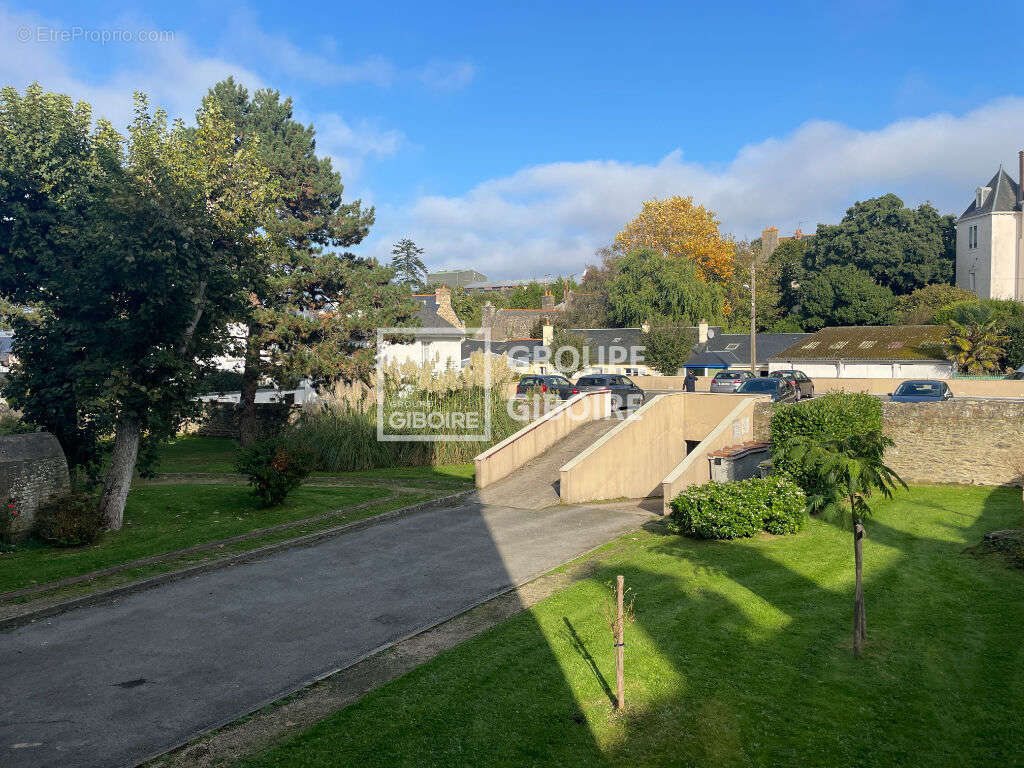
0,489,476,633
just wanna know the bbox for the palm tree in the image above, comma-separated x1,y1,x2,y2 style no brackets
943,318,1008,375
776,433,906,656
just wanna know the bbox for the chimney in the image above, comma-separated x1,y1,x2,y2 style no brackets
434,285,464,329
762,226,780,258
542,321,553,347
541,290,555,310
1018,150,1023,210
698,318,709,345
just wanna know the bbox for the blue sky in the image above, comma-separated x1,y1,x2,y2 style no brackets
4,0,1024,278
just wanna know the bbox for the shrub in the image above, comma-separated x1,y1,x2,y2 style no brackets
668,477,806,540
770,392,882,494
235,434,315,506
34,492,105,547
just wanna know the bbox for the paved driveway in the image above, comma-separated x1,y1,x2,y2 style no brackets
0,499,647,768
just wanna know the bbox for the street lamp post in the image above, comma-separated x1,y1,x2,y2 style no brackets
749,260,756,376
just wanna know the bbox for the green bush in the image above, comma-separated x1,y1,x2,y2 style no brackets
34,492,106,547
235,435,315,506
668,477,807,540
770,392,882,494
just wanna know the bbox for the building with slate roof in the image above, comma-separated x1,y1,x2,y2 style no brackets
956,152,1024,301
769,325,954,379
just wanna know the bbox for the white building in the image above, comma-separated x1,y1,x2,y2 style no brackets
956,152,1024,301
378,287,466,371
769,325,955,379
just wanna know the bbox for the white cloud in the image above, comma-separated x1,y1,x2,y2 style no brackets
366,98,1024,279
311,112,404,182
417,60,476,91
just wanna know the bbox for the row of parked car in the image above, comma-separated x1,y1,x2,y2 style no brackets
518,370,961,406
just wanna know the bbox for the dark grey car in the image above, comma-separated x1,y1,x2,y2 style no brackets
575,374,645,410
769,369,814,401
736,376,796,402
515,374,576,399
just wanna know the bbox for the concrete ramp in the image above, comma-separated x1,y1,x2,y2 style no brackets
475,418,619,509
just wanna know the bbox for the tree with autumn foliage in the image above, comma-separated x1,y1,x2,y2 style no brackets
614,196,735,284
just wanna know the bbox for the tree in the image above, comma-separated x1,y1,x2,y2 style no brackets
643,326,696,375
1004,315,1024,372
725,241,782,333
607,248,725,328
549,329,590,377
896,284,977,324
798,265,896,330
803,194,956,295
776,433,905,657
614,196,735,283
390,238,427,288
508,281,545,309
943,318,1008,375
203,80,411,446
0,84,273,529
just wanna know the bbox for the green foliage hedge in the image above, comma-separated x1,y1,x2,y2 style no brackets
769,392,882,493
34,492,106,547
668,477,807,540
235,434,315,506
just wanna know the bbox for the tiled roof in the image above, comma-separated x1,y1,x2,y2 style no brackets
413,295,462,332
771,325,948,361
959,167,1020,219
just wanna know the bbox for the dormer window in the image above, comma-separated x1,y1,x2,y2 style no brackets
976,187,991,208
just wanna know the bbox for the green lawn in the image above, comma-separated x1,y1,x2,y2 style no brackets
154,435,474,484
246,485,1024,768
0,483,389,593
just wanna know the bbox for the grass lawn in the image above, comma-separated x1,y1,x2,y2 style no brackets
0,483,389,594
245,485,1024,768
155,435,474,484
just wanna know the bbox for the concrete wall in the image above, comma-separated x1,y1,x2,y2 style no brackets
882,399,1024,486
659,398,765,514
474,390,611,488
0,433,70,540
558,393,754,504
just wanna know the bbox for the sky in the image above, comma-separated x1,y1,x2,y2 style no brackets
3,0,1024,279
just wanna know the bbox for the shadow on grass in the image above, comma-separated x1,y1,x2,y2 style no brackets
563,616,616,707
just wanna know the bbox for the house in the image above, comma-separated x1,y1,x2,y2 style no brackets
956,150,1024,301
685,330,809,376
379,286,466,372
769,325,954,379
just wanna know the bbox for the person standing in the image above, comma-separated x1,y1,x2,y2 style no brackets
684,368,697,392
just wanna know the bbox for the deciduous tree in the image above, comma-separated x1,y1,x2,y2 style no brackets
607,248,725,327
798,265,896,330
614,196,735,283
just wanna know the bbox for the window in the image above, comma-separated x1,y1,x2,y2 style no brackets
968,224,978,250
724,343,740,351
887,341,904,350
802,341,819,349
828,341,848,350
858,340,876,349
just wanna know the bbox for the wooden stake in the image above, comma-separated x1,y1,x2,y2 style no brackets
615,574,625,710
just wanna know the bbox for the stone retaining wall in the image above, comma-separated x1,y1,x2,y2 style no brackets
0,433,70,540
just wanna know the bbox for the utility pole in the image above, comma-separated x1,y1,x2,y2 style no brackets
749,260,756,376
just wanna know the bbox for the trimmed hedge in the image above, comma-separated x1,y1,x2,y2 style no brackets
769,392,882,493
668,477,807,540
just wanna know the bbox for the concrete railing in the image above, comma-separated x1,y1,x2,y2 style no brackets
474,389,611,488
632,375,1024,399
659,396,766,515
558,393,755,505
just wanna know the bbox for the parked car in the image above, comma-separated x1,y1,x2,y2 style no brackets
769,370,814,401
889,380,953,403
709,369,755,393
735,376,797,402
515,374,576,400
1006,365,1024,381
574,373,645,410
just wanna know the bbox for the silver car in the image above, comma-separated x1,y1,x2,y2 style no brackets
709,369,755,393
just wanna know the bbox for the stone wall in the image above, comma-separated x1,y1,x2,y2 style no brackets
0,433,70,540
755,398,1024,487
184,403,297,440
882,400,1024,486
